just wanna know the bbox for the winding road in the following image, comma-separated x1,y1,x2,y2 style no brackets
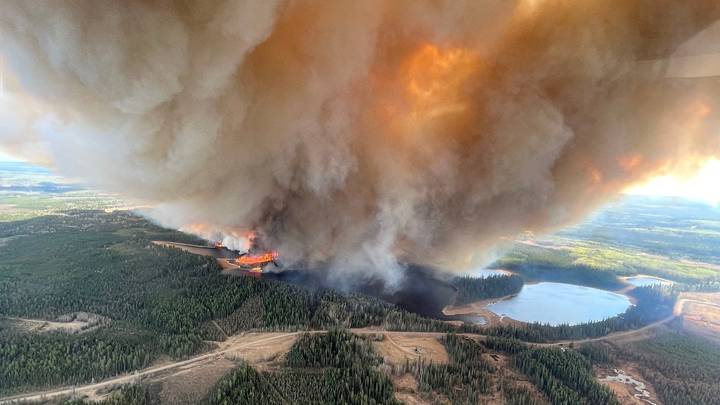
1,307,692,405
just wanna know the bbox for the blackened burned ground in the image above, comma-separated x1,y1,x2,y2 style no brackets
266,265,457,319
154,241,461,320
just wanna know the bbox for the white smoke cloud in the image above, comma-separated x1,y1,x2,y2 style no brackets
1,0,719,283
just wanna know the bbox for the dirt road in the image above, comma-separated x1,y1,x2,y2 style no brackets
541,314,677,347
0,332,303,404
1,314,684,404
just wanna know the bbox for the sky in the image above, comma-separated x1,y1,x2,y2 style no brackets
625,158,720,205
0,150,22,162
2,145,718,205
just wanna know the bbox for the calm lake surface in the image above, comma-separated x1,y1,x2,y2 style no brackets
487,282,631,326
625,275,673,287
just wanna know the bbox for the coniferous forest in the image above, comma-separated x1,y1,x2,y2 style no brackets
620,329,720,405
411,334,495,404
483,337,618,405
208,330,400,405
2,210,718,405
451,275,524,305
0,211,445,395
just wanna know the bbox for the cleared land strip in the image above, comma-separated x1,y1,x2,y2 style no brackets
0,332,305,404
1,315,682,404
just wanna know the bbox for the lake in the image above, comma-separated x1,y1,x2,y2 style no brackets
625,275,673,287
486,282,632,326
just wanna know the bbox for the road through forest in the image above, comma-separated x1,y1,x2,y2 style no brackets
1,305,691,404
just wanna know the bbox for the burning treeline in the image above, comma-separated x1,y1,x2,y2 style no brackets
1,0,719,281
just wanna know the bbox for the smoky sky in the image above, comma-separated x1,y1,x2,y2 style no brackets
1,0,719,283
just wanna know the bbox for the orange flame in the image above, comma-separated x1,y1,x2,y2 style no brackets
237,251,279,266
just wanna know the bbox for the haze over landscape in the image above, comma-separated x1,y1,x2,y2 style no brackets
3,0,720,280
1,1,720,405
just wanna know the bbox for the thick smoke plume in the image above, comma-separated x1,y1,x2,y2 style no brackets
1,0,720,282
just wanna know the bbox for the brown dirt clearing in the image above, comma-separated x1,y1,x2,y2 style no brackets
682,292,720,306
596,362,660,405
680,301,720,344
220,332,298,365
373,334,449,365
443,298,522,328
154,357,238,405
393,373,432,405
2,313,107,334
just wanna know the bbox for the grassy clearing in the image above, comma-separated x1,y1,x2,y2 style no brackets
497,241,719,284
0,193,121,221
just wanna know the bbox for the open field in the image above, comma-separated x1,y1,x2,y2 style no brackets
372,334,449,365
682,303,720,344
221,332,298,365
151,241,219,257
0,161,123,221
675,292,720,343
682,291,720,306
498,196,720,284
2,317,94,334
154,357,237,405
502,239,720,283
148,332,299,404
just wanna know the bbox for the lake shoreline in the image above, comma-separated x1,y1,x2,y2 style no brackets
442,294,523,327
443,281,634,327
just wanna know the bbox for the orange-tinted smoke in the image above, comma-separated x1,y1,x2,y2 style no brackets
1,0,719,278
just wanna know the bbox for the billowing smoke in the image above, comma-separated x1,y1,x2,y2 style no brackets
1,0,720,283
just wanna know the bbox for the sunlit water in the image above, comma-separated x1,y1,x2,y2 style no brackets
487,282,631,326
625,275,673,287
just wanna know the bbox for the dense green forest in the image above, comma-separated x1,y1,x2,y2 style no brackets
55,323,720,405
2,209,717,403
484,337,617,405
209,330,399,405
620,329,720,405
511,348,617,405
476,286,676,342
401,333,618,404
209,362,286,404
501,380,542,405
491,245,623,289
496,239,720,285
451,275,523,305
0,324,161,395
64,332,623,405
409,334,495,404
0,211,446,395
